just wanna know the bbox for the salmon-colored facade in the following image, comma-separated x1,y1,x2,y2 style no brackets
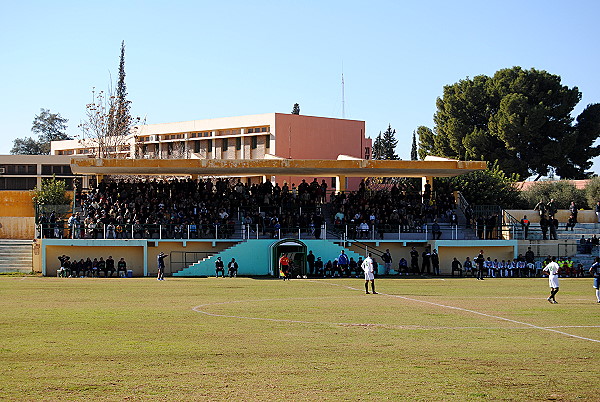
273,114,369,189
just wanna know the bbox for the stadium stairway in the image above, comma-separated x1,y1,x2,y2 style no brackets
173,239,363,277
0,240,33,273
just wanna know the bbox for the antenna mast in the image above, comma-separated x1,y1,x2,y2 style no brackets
341,73,345,119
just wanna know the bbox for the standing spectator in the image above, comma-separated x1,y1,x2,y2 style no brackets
475,250,485,280
421,248,431,275
338,250,349,276
215,256,225,278
431,249,440,276
381,249,393,276
549,216,558,240
589,257,600,303
546,199,557,218
569,201,578,224
361,253,377,294
534,200,547,218
543,257,560,304
596,201,600,224
520,215,530,239
307,250,316,276
431,220,442,240
157,252,167,281
540,215,549,240
410,247,419,275
228,258,238,277
117,257,127,277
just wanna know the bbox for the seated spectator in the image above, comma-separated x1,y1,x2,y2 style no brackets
451,257,463,277
98,257,106,277
314,257,324,277
398,257,408,275
228,258,238,277
117,257,127,277
105,256,115,277
91,258,99,277
463,257,473,277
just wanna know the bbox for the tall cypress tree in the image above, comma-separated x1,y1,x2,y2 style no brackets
411,131,418,160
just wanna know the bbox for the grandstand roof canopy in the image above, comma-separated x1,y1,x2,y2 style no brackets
70,156,487,178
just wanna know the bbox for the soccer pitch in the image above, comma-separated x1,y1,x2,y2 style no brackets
1,276,599,401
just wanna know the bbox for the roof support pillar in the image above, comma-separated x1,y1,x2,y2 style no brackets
335,175,347,193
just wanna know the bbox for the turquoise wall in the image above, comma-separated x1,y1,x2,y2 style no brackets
173,238,365,277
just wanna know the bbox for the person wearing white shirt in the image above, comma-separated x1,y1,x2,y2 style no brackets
543,257,560,304
361,253,377,294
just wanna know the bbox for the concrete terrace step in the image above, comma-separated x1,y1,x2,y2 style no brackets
0,240,33,273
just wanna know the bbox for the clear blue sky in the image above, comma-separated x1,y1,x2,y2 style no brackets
2,0,599,175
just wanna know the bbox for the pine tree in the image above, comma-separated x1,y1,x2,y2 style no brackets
381,124,398,160
372,132,383,160
411,131,418,160
291,103,300,115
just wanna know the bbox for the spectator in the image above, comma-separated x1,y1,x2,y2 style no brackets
228,258,238,277
520,215,530,239
338,250,349,276
431,249,440,276
314,257,324,277
98,257,106,277
398,257,408,275
105,256,115,277
463,257,473,277
215,256,225,278
431,220,442,240
451,257,463,277
307,250,315,276
381,249,392,275
117,257,127,277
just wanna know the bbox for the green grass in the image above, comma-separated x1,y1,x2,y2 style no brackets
1,276,599,401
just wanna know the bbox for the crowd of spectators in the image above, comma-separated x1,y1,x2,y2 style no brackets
329,180,457,239
41,177,459,241
40,177,331,240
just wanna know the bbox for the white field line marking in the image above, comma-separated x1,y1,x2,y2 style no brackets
309,280,600,343
192,295,600,333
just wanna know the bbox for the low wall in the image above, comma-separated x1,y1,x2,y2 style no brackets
507,210,597,223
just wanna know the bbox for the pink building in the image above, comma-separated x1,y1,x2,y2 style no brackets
51,113,371,190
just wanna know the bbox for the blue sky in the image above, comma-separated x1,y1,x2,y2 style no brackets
2,1,599,175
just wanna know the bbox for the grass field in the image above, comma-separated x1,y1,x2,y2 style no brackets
1,275,599,401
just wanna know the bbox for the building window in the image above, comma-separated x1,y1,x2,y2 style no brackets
194,141,200,153
0,177,37,190
207,139,213,152
236,137,241,150
265,135,270,149
222,138,228,151
251,136,257,149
